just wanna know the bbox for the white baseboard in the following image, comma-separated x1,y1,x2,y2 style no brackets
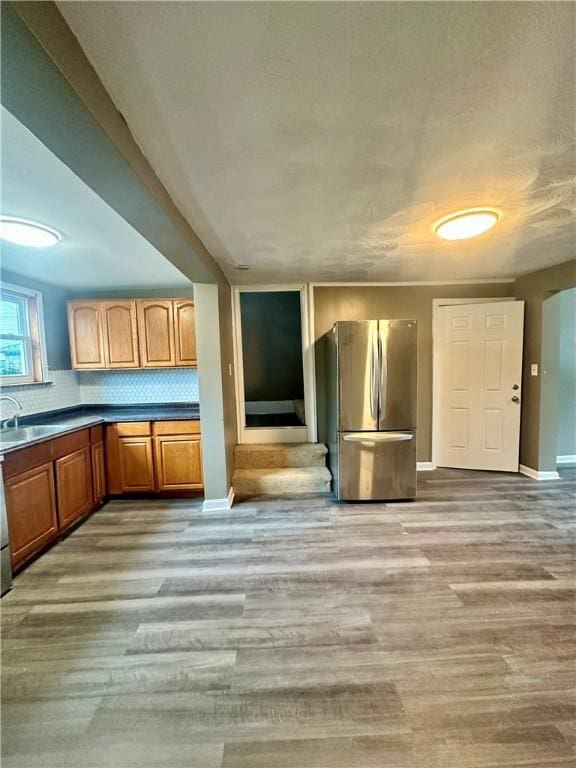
202,486,235,512
417,462,436,471
557,454,576,465
519,464,560,481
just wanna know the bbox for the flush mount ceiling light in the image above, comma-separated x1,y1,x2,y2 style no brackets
434,209,500,241
0,216,62,248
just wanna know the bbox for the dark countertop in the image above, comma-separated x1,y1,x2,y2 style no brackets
0,403,200,455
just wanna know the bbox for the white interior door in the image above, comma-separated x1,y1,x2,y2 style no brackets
437,300,524,471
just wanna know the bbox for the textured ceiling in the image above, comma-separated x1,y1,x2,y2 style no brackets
0,108,190,290
59,2,575,284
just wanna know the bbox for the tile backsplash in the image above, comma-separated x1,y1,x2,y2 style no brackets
78,369,199,404
0,368,199,419
0,370,81,419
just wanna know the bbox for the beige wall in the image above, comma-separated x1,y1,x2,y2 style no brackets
313,283,513,461
514,259,576,470
218,282,239,488
557,288,576,458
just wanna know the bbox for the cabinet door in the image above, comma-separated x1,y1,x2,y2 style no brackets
102,301,139,368
154,435,203,491
67,301,106,369
4,462,58,568
174,300,197,366
137,300,175,368
104,425,122,495
118,437,155,492
91,441,106,505
55,447,93,529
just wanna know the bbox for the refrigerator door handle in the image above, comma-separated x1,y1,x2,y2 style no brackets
379,323,388,423
370,326,379,422
343,432,414,443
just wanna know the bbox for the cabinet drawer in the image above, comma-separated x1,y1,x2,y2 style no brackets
90,425,103,443
50,429,90,460
3,442,52,479
115,422,151,437
153,420,201,436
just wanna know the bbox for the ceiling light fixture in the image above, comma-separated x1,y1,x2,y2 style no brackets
434,208,499,241
0,216,62,248
235,264,251,271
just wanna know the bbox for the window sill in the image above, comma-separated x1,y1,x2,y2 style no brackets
0,380,53,389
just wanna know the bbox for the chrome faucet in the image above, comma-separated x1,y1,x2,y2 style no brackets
0,396,23,430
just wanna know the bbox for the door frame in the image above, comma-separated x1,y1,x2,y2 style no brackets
231,284,317,444
431,296,515,470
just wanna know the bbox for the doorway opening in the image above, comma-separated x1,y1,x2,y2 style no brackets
543,287,576,470
556,288,576,467
233,286,315,444
241,290,304,428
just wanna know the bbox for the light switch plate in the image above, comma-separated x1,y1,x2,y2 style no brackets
531,363,538,376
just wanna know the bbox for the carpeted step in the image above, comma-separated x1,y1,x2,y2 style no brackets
232,466,332,498
235,443,328,469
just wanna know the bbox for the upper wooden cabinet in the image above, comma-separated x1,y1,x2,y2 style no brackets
137,300,176,368
102,301,139,368
67,302,106,369
67,298,195,370
174,300,197,366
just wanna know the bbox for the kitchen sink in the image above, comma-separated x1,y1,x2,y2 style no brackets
0,425,63,444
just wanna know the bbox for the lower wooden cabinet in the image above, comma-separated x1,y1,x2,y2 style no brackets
91,441,106,505
154,435,203,491
105,421,203,494
55,446,93,529
4,462,58,568
3,420,203,573
118,437,155,492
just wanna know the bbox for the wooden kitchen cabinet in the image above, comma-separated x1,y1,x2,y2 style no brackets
3,427,107,573
118,437,155,492
104,420,203,495
68,298,196,370
67,301,106,369
154,435,203,491
55,446,93,530
174,299,197,366
137,300,176,368
102,301,139,367
91,440,106,505
4,462,58,568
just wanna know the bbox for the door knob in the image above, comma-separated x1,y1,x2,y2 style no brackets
511,395,520,403
512,384,519,390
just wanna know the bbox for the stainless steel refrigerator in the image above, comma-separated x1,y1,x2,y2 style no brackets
321,320,417,501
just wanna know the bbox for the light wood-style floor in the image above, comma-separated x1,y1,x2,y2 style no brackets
2,468,575,768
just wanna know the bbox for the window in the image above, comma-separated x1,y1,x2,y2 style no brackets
0,283,47,385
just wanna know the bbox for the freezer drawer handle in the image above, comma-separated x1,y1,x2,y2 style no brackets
343,432,414,443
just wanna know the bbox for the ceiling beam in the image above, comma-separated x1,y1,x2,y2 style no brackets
2,1,227,286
